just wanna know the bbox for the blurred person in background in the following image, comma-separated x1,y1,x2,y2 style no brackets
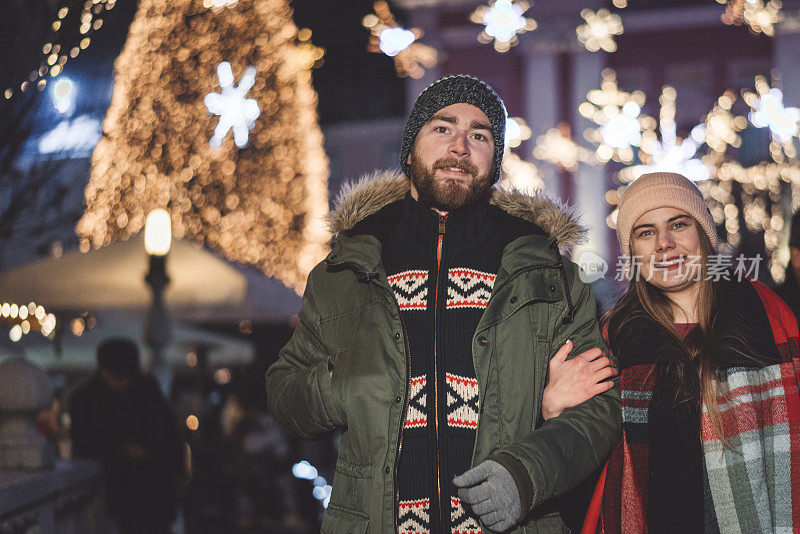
70,338,185,534
220,370,306,533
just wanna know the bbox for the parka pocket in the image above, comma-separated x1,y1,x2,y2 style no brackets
329,344,351,426
325,457,373,520
321,503,369,534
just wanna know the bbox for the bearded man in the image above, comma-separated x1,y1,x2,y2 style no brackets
266,75,620,533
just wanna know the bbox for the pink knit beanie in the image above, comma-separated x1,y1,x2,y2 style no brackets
616,172,717,256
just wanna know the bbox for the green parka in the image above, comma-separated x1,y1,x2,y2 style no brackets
266,171,621,533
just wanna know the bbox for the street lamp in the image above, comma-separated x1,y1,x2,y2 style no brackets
144,209,172,392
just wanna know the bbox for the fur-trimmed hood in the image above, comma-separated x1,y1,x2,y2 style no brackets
325,169,586,248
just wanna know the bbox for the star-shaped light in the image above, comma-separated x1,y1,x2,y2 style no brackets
699,91,747,155
744,76,800,143
204,61,260,149
470,0,537,53
532,123,595,172
721,0,783,36
743,0,783,36
363,1,438,78
576,8,623,53
580,69,647,163
620,86,710,183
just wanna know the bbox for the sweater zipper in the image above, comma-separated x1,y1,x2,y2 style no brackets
433,213,447,530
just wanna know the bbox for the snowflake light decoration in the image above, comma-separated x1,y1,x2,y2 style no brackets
363,1,438,79
698,91,747,155
501,152,543,193
505,117,532,149
576,9,623,53
619,86,710,183
721,0,783,36
204,61,261,149
744,76,800,144
579,69,647,164
470,0,537,53
532,123,595,172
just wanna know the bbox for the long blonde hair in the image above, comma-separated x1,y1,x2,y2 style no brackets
606,223,731,446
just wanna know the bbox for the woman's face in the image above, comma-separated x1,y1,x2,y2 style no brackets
630,207,704,295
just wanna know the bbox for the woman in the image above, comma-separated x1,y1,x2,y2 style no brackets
543,172,800,532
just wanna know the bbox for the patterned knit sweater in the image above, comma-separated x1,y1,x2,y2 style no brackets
379,194,521,534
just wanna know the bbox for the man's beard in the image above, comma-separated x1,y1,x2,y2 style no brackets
408,150,493,212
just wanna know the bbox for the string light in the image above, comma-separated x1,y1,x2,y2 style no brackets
743,75,800,145
579,69,647,164
501,152,543,193
294,28,325,71
203,0,238,11
698,91,746,156
532,123,596,172
362,1,438,79
576,9,623,53
3,0,115,101
1,301,57,341
618,86,709,183
470,0,537,53
500,117,540,190
76,0,330,293
600,78,800,284
720,0,783,36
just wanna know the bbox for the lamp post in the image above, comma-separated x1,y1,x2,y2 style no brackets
144,209,172,393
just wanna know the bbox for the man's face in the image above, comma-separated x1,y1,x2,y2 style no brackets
407,102,495,212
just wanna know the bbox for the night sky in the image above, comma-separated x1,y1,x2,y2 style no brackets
0,0,405,138
291,0,406,124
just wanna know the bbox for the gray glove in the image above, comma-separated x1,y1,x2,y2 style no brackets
453,460,521,533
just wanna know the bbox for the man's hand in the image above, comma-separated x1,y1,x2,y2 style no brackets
541,339,616,420
453,460,521,533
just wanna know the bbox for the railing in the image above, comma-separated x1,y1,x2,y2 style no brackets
0,460,104,534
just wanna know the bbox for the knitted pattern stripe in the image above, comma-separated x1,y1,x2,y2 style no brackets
383,196,506,533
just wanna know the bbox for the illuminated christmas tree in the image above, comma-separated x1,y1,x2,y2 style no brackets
77,0,329,291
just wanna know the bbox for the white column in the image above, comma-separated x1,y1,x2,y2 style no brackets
570,50,611,263
519,48,562,198
775,19,800,108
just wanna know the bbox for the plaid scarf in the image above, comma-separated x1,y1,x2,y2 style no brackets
583,278,800,533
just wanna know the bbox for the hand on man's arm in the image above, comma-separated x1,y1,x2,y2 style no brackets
541,339,617,420
491,268,621,514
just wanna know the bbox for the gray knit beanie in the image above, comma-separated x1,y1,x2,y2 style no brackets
401,74,507,184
